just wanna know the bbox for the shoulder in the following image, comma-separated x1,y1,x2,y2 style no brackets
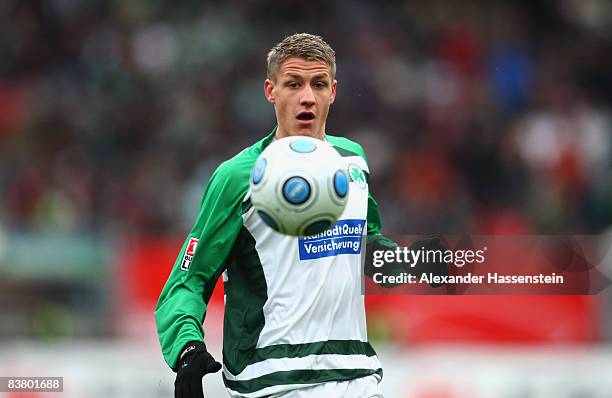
207,134,273,198
215,148,257,181
325,134,367,162
216,133,273,177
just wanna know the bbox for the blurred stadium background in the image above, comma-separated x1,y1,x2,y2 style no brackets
1,0,611,397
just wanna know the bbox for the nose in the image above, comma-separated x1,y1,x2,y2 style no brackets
300,85,316,106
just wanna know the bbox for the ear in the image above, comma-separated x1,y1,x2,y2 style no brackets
264,79,275,104
330,79,337,104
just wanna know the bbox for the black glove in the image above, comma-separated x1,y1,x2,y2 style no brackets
175,341,222,398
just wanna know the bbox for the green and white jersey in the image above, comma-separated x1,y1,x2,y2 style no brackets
155,130,385,397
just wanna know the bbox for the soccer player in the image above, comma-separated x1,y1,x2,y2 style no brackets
156,33,393,398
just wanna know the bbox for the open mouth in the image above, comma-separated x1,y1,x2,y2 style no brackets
296,112,315,121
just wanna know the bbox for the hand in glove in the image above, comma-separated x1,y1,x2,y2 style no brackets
175,341,222,398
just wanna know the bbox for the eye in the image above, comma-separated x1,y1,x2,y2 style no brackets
313,81,327,89
287,82,300,89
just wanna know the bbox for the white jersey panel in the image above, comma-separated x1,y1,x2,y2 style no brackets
241,155,371,348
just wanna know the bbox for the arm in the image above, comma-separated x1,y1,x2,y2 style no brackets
154,162,246,369
364,193,404,283
364,177,448,288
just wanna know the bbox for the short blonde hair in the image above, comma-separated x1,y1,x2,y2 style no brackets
266,33,336,81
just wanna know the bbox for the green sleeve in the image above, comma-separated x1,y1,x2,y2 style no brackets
366,188,397,246
361,147,399,282
363,156,448,287
154,160,248,369
364,194,399,284
360,146,396,248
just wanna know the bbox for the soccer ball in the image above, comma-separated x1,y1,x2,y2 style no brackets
250,136,349,236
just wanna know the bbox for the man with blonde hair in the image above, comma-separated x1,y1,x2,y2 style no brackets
156,33,388,398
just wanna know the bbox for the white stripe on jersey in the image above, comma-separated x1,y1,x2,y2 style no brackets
223,353,382,381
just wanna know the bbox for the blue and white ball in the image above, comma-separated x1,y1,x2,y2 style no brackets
250,136,349,236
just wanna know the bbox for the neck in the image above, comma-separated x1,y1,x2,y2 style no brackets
274,125,326,140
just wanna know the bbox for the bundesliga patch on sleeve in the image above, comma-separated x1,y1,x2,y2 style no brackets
181,237,199,271
298,219,365,260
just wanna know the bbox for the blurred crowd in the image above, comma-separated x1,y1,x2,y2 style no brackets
1,0,611,236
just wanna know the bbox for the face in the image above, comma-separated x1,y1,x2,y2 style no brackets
264,57,337,140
